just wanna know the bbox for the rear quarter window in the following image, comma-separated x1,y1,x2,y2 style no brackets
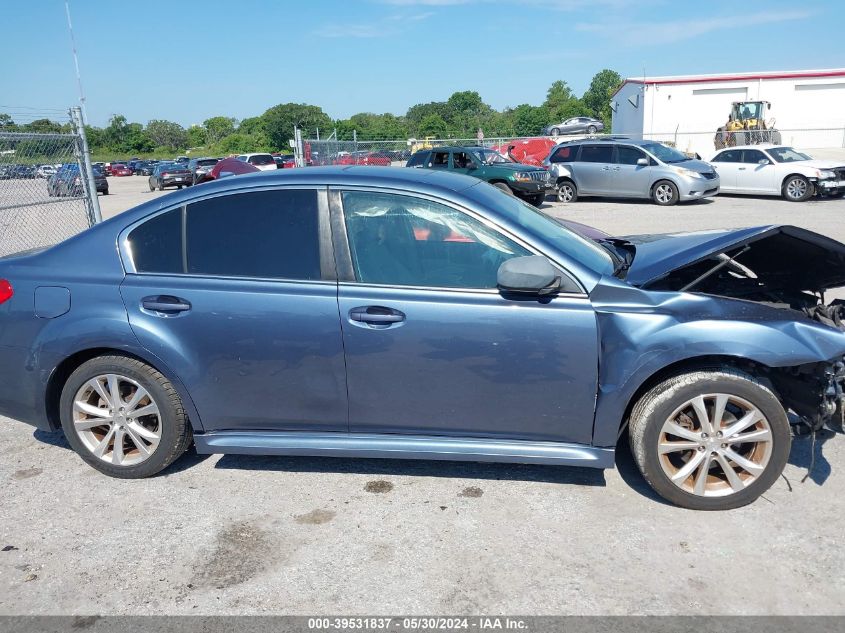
127,208,183,274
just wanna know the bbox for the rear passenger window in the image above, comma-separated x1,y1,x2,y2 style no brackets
406,152,428,167
186,190,321,280
713,150,741,162
741,150,766,164
615,146,647,165
579,145,613,163
550,146,574,163
127,208,182,274
430,152,449,168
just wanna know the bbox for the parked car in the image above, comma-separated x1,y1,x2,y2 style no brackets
0,164,36,179
407,145,550,206
148,162,192,190
194,157,260,184
707,145,845,202
543,138,719,205
37,164,57,178
175,156,189,164
273,154,296,169
137,160,159,176
1,167,844,510
542,117,605,137
187,157,220,185
110,163,133,177
46,164,107,196
235,153,277,171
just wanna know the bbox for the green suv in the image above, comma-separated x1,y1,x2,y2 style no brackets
406,146,550,206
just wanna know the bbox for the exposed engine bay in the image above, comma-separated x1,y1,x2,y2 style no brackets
623,225,845,434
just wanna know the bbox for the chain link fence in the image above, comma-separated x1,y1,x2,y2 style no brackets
296,128,845,169
0,107,99,258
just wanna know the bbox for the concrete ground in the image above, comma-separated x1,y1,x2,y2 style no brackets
2,174,845,615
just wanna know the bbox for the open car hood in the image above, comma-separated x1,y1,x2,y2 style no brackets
622,225,845,294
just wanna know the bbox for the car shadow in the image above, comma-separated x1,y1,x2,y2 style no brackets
32,428,214,475
547,196,715,206
213,452,607,487
785,428,838,487
612,433,674,506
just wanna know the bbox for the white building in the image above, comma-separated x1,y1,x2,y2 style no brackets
611,68,845,158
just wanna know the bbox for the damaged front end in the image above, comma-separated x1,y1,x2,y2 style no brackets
622,224,845,433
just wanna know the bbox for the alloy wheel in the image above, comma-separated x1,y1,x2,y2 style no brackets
658,393,773,497
557,183,575,203
72,373,162,466
786,178,808,200
655,184,674,204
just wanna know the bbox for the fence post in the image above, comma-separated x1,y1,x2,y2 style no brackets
70,106,102,224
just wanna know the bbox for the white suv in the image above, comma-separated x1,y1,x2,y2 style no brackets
236,153,277,172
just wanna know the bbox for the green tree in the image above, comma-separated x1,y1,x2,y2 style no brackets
0,114,16,130
187,125,207,148
544,80,574,109
23,118,63,133
262,103,332,149
417,113,448,137
238,116,266,136
509,104,550,137
582,69,622,126
203,116,236,144
337,113,409,140
145,119,188,150
406,101,449,135
217,133,269,154
445,90,493,136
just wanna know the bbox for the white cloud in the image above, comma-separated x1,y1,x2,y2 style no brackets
314,11,434,38
576,10,815,44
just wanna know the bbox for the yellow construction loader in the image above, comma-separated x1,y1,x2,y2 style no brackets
714,100,782,149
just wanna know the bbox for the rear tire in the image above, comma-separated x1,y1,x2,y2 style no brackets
782,175,812,202
628,368,791,510
60,355,192,479
556,179,577,203
158,183,164,192
652,180,679,206
550,128,560,137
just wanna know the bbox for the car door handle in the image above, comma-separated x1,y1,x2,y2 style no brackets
601,166,610,170
738,167,746,170
349,306,405,325
141,295,192,313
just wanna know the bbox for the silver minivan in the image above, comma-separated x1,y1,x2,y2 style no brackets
543,138,720,206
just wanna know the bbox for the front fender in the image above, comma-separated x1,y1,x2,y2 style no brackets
590,277,845,447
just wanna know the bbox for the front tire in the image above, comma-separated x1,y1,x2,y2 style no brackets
782,175,813,202
550,128,560,137
60,355,192,478
652,180,679,206
526,193,545,207
493,182,514,196
586,125,597,134
628,369,790,510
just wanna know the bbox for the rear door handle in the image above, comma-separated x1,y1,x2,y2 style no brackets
601,166,610,170
349,306,405,325
141,295,192,314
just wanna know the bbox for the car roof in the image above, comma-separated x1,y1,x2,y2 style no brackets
427,146,485,152
713,144,781,151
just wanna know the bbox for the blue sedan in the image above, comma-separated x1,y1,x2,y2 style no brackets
1,166,844,510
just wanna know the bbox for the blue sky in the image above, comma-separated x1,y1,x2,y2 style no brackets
1,0,843,127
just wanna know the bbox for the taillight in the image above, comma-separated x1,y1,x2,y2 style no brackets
0,279,13,304
162,172,169,177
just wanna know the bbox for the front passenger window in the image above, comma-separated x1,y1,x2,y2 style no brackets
430,152,449,168
342,191,531,289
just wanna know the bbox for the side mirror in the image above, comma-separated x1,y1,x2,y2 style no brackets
636,157,649,166
758,158,770,165
497,256,562,296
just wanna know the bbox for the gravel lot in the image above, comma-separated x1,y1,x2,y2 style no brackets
2,173,845,616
